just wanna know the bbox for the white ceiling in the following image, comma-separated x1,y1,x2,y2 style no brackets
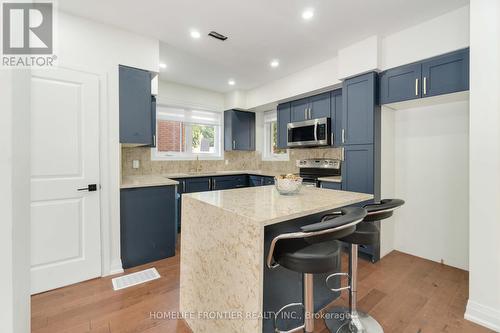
59,0,469,93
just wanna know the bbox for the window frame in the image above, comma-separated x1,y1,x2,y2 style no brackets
151,104,224,161
262,110,289,162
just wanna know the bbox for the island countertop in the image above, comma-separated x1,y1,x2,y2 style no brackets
183,185,373,226
180,186,373,333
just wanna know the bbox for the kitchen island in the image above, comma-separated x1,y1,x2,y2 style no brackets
179,185,373,333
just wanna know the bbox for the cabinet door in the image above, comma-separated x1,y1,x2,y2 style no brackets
184,177,211,193
342,72,376,145
119,65,153,145
379,63,422,104
342,145,374,194
212,175,248,190
422,48,469,97
263,177,275,185
291,98,309,122
331,89,342,147
319,181,342,190
225,110,255,151
310,92,331,119
277,103,291,149
120,186,176,268
150,96,157,147
249,175,263,187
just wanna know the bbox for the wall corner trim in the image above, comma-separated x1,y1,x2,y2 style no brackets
465,300,500,332
106,259,125,277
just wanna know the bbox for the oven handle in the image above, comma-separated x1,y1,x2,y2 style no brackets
314,121,318,142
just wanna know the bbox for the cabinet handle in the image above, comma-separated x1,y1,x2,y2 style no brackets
213,178,216,189
209,178,212,190
331,132,334,145
415,78,419,96
153,134,156,146
304,108,307,119
308,108,311,119
232,140,236,149
423,77,427,95
341,129,345,144
182,180,186,192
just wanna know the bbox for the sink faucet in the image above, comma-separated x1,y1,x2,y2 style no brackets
195,155,202,173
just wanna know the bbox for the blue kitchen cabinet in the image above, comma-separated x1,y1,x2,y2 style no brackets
291,97,309,122
342,145,374,194
184,177,211,193
277,103,291,149
309,92,331,119
212,175,248,190
379,63,422,104
331,89,342,147
319,181,342,190
291,92,331,122
379,48,469,104
120,185,177,268
224,110,256,151
249,175,275,187
341,72,376,146
421,48,469,97
119,65,154,146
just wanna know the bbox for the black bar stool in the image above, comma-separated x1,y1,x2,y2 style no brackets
325,199,405,333
267,207,368,333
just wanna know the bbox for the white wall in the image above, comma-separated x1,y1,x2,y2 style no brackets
159,80,225,110
379,5,470,70
465,0,500,331
0,71,31,333
387,98,470,270
57,11,159,275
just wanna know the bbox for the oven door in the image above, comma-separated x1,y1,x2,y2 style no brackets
287,118,330,148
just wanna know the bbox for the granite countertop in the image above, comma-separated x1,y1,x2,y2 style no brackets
120,170,286,189
183,185,373,226
317,176,342,183
121,175,179,189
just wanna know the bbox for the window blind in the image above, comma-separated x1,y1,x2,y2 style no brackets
157,105,222,126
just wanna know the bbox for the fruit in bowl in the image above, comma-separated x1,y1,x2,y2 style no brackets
274,174,303,195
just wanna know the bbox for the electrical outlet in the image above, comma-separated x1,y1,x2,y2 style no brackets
132,160,140,169
225,160,229,165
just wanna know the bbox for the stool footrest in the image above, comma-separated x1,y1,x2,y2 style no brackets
274,302,305,333
326,272,350,292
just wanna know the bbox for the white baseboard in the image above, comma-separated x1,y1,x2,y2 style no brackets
465,300,500,332
106,259,124,276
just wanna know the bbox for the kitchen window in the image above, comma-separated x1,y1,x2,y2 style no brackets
152,105,223,160
262,110,289,161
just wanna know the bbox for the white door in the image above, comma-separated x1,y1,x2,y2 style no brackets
30,68,101,294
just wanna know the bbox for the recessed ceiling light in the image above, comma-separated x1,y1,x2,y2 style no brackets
159,63,167,69
302,9,314,20
228,79,235,86
270,59,280,68
190,30,201,39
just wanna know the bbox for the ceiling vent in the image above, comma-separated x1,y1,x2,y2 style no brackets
208,31,228,41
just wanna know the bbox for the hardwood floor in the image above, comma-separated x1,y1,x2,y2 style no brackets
31,250,492,333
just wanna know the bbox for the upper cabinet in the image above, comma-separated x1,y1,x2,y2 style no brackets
277,103,291,149
119,65,156,146
379,48,469,104
331,89,342,147
224,109,256,151
290,92,330,122
341,72,377,146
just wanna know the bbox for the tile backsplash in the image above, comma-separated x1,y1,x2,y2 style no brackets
121,146,342,177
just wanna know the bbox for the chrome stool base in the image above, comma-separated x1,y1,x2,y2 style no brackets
324,307,384,333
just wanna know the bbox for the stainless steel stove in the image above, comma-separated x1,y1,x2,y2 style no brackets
297,159,341,186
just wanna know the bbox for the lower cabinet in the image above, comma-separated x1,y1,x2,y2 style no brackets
319,181,342,190
120,185,177,269
212,175,248,190
342,145,374,194
249,175,275,187
184,177,211,193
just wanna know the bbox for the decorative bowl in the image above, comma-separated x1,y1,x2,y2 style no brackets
274,176,303,195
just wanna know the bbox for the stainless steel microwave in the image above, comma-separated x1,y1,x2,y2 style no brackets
287,117,331,148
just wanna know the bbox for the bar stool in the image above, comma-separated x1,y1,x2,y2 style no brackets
267,207,368,333
325,199,405,333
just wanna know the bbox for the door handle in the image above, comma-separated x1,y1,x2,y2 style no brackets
314,121,318,142
77,184,97,192
423,77,427,95
341,129,345,144
415,78,419,96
